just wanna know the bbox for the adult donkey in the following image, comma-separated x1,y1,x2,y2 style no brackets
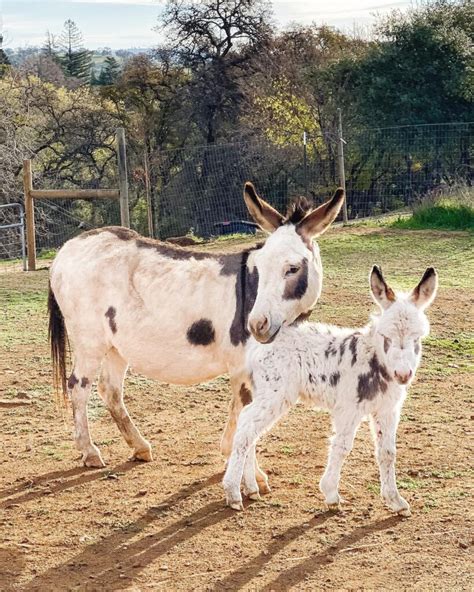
48,182,344,492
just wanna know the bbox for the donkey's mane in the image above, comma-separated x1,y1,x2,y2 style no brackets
284,196,314,225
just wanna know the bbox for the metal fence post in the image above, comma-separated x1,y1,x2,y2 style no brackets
23,159,36,271
143,149,154,238
337,108,348,224
116,127,130,228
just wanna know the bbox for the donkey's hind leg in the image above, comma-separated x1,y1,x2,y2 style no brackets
98,348,152,462
68,354,104,468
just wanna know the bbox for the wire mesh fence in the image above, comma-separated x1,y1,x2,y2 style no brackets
0,203,26,273
142,121,473,239
0,120,471,271
30,166,122,253
344,122,473,218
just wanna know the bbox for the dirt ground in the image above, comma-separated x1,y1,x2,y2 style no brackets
0,226,472,591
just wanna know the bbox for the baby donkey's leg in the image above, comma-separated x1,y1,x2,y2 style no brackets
223,398,290,511
371,406,411,516
320,411,361,510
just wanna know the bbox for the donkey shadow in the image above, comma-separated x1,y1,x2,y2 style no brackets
0,462,138,508
212,513,403,591
262,515,403,591
20,473,228,591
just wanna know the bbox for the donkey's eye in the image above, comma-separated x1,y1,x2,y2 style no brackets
285,266,300,277
383,336,392,353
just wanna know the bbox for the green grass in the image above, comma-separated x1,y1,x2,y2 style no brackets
392,199,474,232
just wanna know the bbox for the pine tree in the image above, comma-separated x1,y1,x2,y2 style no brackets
97,56,121,86
57,19,92,83
0,34,11,78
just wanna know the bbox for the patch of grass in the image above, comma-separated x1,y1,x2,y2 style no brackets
391,199,474,232
397,477,424,490
422,495,439,511
422,334,474,376
367,482,380,494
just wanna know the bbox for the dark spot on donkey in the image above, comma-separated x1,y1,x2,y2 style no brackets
186,319,216,346
357,354,391,402
324,339,338,358
105,306,117,334
330,372,341,387
67,373,79,391
239,384,252,406
349,334,359,366
283,258,308,300
228,248,261,346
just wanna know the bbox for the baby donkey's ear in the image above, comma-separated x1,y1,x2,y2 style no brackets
369,265,396,310
410,267,438,310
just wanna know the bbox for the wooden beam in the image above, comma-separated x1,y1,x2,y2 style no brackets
117,127,130,228
23,159,36,271
30,189,120,200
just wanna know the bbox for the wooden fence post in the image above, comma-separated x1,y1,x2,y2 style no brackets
116,128,130,228
23,159,36,271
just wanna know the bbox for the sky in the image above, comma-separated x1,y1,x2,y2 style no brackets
1,0,412,50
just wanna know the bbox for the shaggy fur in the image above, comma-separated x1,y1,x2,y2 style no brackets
223,266,438,515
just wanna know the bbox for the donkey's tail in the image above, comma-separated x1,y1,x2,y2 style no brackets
48,283,68,399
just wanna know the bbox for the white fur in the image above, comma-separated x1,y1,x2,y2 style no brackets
50,224,322,471
223,271,437,516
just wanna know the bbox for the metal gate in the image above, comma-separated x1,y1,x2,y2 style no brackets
0,203,27,272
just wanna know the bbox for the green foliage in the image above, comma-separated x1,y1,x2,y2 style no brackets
350,0,473,126
57,19,92,82
96,56,121,86
392,197,474,232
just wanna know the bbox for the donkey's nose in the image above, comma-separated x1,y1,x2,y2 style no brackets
249,316,270,339
394,370,413,385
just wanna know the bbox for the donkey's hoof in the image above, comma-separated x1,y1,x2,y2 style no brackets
327,502,341,512
247,491,261,501
228,500,244,511
83,453,105,468
257,480,271,495
397,507,411,517
130,448,153,462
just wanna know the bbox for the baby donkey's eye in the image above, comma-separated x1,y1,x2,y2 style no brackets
285,265,300,277
383,336,392,353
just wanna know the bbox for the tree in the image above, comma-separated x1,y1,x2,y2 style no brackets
0,34,11,78
159,0,272,143
350,0,473,126
57,19,92,83
97,56,121,86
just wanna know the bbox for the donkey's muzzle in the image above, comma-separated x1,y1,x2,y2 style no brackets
249,316,281,344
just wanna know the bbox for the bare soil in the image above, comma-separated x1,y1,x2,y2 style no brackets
0,226,472,591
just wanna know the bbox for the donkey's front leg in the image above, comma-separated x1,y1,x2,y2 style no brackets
221,372,270,494
320,412,361,510
68,355,103,468
223,398,289,510
371,407,411,517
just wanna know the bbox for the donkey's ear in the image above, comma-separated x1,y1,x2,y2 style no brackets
243,182,284,233
410,267,438,310
370,265,396,309
296,188,344,240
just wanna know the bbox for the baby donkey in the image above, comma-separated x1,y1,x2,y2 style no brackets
223,266,438,516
